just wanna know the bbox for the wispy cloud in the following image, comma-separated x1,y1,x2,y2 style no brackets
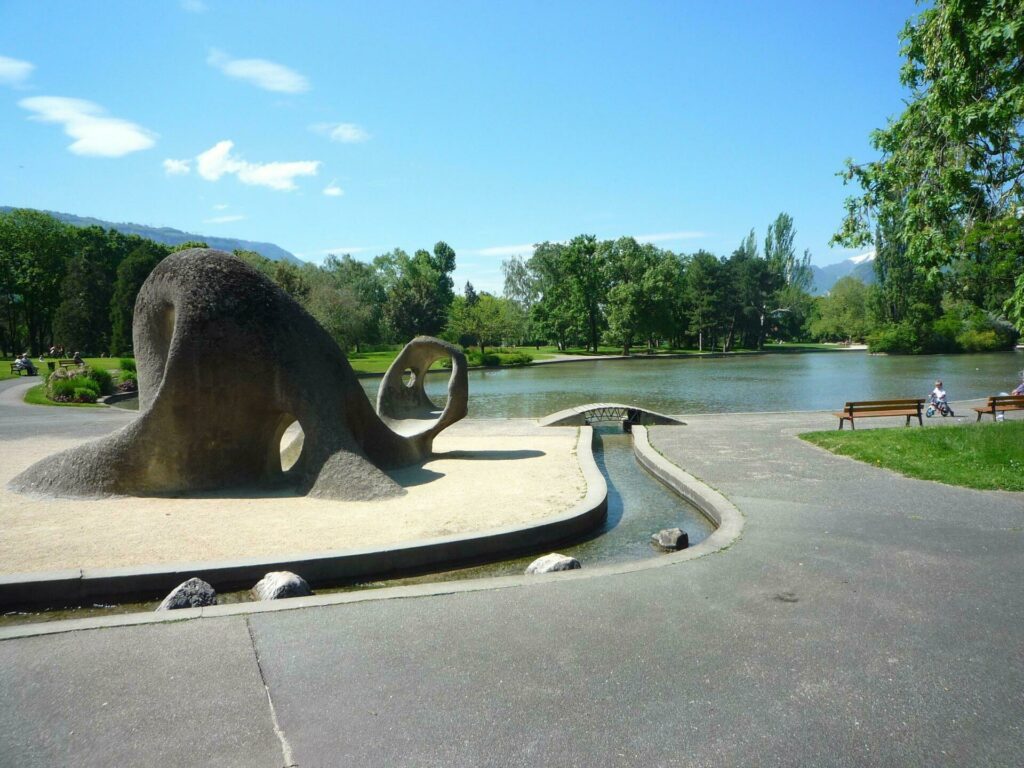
635,231,708,243
213,203,229,210
20,96,156,157
204,214,246,224
196,139,319,191
0,55,34,87
323,181,344,197
311,122,370,143
472,243,537,257
180,0,207,12
163,158,190,175
207,49,310,93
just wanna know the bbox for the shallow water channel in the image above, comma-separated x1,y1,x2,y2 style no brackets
1,425,707,625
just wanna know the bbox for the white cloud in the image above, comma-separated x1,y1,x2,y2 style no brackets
180,0,207,12
635,231,708,243
19,96,156,157
163,158,191,175
213,203,229,210
195,139,319,191
311,122,370,143
0,55,34,87
204,214,246,224
323,181,344,197
473,243,537,257
207,49,309,93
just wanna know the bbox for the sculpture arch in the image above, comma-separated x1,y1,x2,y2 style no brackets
10,249,468,501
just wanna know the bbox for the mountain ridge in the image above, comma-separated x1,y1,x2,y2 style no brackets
0,206,303,265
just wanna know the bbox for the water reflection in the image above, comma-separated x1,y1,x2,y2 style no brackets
361,350,1024,418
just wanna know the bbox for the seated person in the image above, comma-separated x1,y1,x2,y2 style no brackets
72,351,84,366
14,354,37,375
1012,375,1024,396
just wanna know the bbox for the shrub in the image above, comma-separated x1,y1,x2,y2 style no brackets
119,358,136,373
499,351,534,367
956,329,1000,352
48,377,78,402
85,366,114,395
73,387,97,403
118,373,138,392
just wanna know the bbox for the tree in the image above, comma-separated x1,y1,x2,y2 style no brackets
379,245,456,340
447,292,506,355
528,242,576,350
53,254,111,353
0,209,75,354
809,276,870,343
684,251,723,352
833,0,1024,275
109,242,168,355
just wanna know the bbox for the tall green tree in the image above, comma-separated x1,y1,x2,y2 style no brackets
564,235,607,352
684,251,723,352
528,242,576,350
109,242,168,355
809,276,869,343
0,209,75,354
378,244,457,340
833,0,1024,276
53,254,112,353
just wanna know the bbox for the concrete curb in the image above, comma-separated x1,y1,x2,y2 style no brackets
0,427,607,615
630,425,744,556
0,425,747,640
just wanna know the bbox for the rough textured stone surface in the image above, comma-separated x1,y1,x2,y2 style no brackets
156,577,217,611
251,571,313,601
9,249,468,501
525,553,581,574
651,527,689,551
377,336,467,439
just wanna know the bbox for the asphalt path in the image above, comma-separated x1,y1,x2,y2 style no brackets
1,381,1021,767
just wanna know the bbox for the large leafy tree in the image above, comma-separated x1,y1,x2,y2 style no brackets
53,254,112,354
833,0,1024,285
378,243,456,340
0,209,75,354
528,242,577,350
109,241,168,355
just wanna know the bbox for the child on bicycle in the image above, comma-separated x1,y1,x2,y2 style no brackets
929,380,954,417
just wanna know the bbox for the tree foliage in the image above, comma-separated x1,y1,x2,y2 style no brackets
833,0,1024,281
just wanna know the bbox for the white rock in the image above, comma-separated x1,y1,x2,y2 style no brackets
251,571,313,600
525,553,581,575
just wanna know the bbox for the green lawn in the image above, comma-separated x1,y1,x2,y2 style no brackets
23,383,106,407
800,421,1024,491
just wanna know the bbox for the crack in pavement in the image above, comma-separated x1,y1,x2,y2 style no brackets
246,616,298,768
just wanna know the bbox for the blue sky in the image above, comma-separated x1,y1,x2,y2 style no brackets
2,0,917,292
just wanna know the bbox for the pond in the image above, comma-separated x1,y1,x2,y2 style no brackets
362,349,1024,419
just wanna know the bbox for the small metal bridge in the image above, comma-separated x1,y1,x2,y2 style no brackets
538,402,684,429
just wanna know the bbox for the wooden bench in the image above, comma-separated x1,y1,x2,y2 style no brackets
57,358,81,368
972,395,1024,422
834,398,925,429
9,362,30,376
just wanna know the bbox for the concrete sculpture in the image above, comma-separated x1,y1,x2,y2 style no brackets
10,248,468,501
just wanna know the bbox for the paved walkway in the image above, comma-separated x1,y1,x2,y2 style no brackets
1,387,1022,766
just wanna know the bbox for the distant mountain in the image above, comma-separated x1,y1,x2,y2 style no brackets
0,206,303,265
810,250,876,295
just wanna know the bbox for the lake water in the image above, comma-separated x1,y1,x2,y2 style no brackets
362,350,1024,418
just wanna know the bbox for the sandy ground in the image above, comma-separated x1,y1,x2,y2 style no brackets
0,422,584,574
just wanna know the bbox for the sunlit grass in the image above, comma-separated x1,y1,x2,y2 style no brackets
800,421,1024,491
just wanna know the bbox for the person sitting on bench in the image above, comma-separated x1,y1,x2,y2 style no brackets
14,354,37,375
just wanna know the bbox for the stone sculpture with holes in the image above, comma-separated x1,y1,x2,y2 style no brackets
9,248,468,501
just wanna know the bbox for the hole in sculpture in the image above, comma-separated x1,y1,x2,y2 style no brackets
279,419,305,472
403,368,417,388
